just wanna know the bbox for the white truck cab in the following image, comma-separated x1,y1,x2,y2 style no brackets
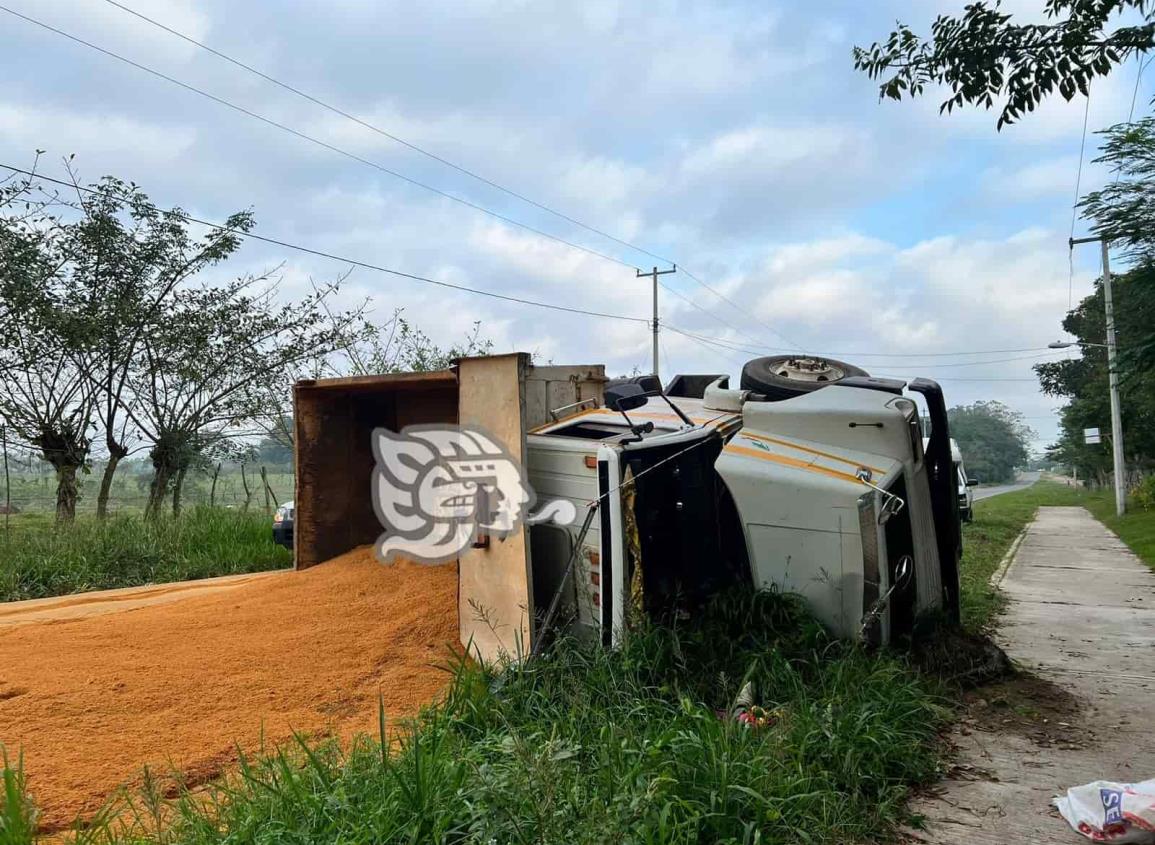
526,359,962,648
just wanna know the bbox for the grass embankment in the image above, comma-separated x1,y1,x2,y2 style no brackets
0,507,291,602
12,591,947,845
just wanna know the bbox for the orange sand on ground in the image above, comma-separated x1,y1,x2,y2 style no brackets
0,548,458,832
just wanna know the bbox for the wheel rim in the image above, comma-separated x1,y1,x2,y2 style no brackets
772,357,846,383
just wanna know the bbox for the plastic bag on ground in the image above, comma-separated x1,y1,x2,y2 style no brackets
1054,779,1155,843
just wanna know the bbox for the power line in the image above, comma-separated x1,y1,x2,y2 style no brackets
1127,51,1152,126
0,3,638,271
677,266,801,349
878,375,1041,382
0,164,650,324
73,1,807,353
99,0,677,270
657,282,784,353
673,328,745,371
671,329,1046,382
663,325,1055,360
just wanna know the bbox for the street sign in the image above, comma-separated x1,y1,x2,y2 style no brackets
1085,427,1102,445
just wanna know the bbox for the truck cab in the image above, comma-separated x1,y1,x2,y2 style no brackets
526,362,962,647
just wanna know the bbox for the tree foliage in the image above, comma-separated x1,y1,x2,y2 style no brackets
1036,264,1155,480
130,274,358,518
59,167,254,517
947,401,1033,483
854,1,1155,129
1,159,361,520
1080,118,1155,268
0,162,95,521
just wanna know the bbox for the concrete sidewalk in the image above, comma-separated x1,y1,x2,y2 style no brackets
912,507,1155,844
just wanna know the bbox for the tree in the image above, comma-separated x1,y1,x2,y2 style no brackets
854,1,1155,129
128,274,357,519
1036,264,1155,481
0,163,96,522
1080,118,1155,265
947,401,1033,483
58,168,253,518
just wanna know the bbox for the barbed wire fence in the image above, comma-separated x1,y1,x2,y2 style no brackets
0,443,294,519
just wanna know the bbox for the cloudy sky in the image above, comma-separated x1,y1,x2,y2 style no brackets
2,0,1144,450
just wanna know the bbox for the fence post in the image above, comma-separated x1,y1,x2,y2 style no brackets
241,463,253,511
2,426,10,539
260,466,271,514
209,463,221,508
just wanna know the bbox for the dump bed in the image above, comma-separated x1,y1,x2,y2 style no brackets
292,355,605,662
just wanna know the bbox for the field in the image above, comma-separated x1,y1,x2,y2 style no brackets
0,508,291,603
0,477,1139,843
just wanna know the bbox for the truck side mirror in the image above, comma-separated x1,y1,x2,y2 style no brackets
967,477,979,487
605,383,648,412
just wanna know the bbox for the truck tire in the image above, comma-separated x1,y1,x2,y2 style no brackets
740,355,868,401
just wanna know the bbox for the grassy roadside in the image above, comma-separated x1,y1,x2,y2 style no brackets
0,508,291,602
1082,489,1155,570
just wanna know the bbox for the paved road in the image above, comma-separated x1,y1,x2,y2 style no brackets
911,507,1155,843
973,470,1042,501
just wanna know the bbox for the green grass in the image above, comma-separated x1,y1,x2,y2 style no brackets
1083,489,1155,570
0,750,37,844
958,479,1083,633
0,507,291,602
38,589,946,845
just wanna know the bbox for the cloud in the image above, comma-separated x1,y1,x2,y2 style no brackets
0,101,195,166
11,0,211,64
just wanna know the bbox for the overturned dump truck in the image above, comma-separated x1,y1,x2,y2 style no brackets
294,353,962,663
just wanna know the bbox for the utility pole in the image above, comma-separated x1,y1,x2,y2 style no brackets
636,265,676,379
1070,235,1126,516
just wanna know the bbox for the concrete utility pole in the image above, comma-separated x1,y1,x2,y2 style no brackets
637,265,676,380
1070,235,1126,517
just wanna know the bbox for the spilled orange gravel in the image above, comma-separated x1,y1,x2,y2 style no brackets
0,548,458,832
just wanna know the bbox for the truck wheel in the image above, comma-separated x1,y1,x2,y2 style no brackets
740,355,869,401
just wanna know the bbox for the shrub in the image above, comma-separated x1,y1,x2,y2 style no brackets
1131,475,1155,512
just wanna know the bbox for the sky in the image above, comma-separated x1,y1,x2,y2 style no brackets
1,0,1146,453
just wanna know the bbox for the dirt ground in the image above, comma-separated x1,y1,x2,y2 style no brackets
0,548,458,833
